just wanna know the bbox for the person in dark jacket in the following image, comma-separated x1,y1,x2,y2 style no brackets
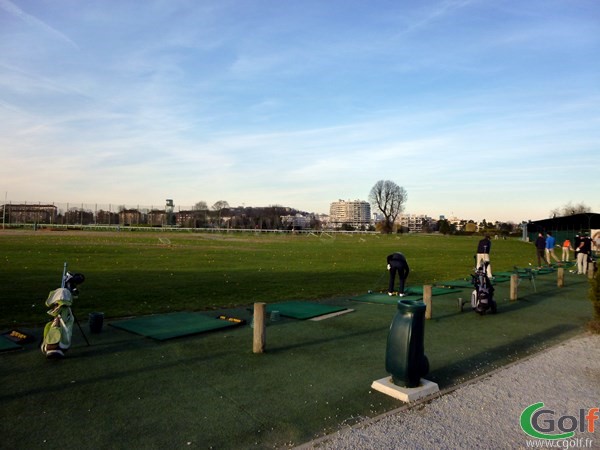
576,232,592,275
387,252,410,296
476,235,492,278
535,233,546,268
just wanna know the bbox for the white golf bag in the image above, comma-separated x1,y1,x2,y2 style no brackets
41,267,86,358
41,288,75,358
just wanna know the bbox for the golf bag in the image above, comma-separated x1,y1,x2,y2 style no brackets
41,270,85,358
471,262,497,315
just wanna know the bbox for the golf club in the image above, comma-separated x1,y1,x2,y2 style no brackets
369,269,388,293
61,262,90,347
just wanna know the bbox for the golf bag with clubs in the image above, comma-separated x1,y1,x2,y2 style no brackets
41,265,85,358
471,261,497,315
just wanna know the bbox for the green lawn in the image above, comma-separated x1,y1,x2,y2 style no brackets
1,229,537,328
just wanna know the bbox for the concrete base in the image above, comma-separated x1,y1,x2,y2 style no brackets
371,376,439,403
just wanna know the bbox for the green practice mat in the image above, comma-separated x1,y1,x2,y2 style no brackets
436,275,509,288
0,335,22,352
405,286,463,296
265,301,348,320
495,271,522,277
512,267,555,276
435,279,473,288
492,274,511,283
110,312,240,341
351,286,463,305
350,293,421,305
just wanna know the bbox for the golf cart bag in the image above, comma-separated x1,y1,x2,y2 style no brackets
41,270,85,358
471,262,497,315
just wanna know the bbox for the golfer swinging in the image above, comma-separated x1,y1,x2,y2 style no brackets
387,252,410,296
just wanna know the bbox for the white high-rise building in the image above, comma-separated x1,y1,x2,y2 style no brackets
329,199,371,228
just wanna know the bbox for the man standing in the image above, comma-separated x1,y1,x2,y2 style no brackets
561,238,573,262
387,252,410,297
545,232,560,265
476,234,493,278
535,233,546,268
576,232,592,275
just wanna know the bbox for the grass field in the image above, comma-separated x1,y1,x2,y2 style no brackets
0,229,594,449
2,229,538,328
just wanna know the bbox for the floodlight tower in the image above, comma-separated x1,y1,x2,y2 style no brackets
166,199,174,226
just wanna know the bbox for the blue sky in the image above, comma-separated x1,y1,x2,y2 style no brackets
1,0,598,222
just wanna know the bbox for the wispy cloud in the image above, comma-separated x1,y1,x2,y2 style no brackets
0,0,78,49
1,0,599,220
399,0,476,35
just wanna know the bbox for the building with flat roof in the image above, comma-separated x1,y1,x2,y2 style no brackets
329,199,371,229
399,214,432,233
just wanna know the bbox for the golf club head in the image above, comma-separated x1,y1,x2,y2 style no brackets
64,272,85,295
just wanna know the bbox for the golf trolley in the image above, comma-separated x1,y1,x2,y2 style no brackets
470,261,497,315
41,263,88,358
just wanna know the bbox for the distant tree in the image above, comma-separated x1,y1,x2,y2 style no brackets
421,218,433,233
438,219,452,235
369,180,407,233
211,200,230,226
464,222,477,233
191,201,209,227
194,201,208,211
211,200,229,212
549,202,591,218
498,221,516,235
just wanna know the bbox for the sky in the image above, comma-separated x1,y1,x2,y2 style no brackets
1,0,599,223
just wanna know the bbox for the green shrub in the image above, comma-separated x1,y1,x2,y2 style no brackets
589,266,600,333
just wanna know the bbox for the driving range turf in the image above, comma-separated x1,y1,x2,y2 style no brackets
0,230,594,449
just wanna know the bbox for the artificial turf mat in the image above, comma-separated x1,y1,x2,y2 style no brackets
491,274,511,283
265,301,348,320
109,311,240,340
405,286,463,296
435,279,473,288
435,275,510,288
351,286,463,305
0,335,22,352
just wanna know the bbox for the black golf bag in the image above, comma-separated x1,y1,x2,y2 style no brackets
471,262,497,315
41,267,85,358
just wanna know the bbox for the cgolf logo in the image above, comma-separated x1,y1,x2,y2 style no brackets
520,402,599,440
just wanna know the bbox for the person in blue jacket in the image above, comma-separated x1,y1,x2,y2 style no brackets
387,252,410,296
544,232,560,265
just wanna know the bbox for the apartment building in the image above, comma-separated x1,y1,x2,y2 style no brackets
329,199,371,228
399,214,432,232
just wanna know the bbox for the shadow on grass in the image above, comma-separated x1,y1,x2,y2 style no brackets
266,324,390,354
0,343,231,403
429,323,579,388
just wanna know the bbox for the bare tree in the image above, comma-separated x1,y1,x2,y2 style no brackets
212,200,229,211
211,200,230,226
549,202,591,218
369,180,407,233
194,201,208,211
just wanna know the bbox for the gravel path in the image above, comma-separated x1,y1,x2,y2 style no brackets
300,333,600,450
